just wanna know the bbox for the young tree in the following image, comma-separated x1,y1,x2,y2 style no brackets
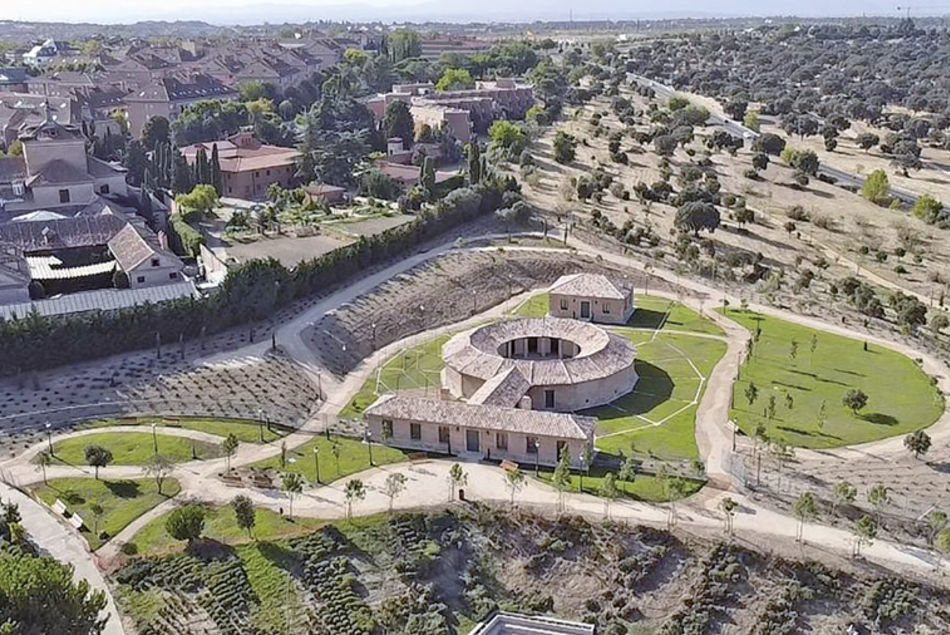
552,448,573,512
789,339,798,361
232,495,256,538
816,400,827,432
84,445,113,480
852,514,877,558
448,463,468,501
842,389,868,415
856,133,880,152
282,472,304,520
36,450,52,484
599,472,620,519
143,454,173,496
222,433,239,473
89,502,104,537
904,430,932,459
165,504,205,544
927,509,947,546
675,201,720,236
384,472,407,512
506,468,526,507
936,529,950,567
720,496,739,537
862,169,890,205
618,455,638,483
793,492,818,543
344,479,366,519
435,68,475,92
552,130,577,164
832,480,857,516
867,484,890,522
745,382,759,408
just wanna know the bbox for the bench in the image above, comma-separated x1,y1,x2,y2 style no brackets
408,452,428,462
52,499,67,515
70,514,85,530
162,417,182,428
500,460,520,473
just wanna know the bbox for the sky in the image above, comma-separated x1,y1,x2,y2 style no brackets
3,0,941,25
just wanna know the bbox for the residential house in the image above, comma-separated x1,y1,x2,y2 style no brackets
548,273,636,324
125,74,237,138
180,131,298,200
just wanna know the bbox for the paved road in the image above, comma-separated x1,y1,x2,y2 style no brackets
628,73,918,206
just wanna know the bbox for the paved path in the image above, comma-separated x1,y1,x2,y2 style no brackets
0,482,124,635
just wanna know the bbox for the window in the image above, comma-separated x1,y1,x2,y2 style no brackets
100,184,110,194
560,298,568,310
438,426,450,443
266,169,271,176
382,419,393,439
526,436,539,454
168,272,178,280
58,189,70,203
603,303,611,314
410,423,421,440
496,432,508,450
544,389,555,409
136,276,145,283
151,258,160,267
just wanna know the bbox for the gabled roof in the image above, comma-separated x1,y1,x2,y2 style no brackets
366,394,596,441
107,222,159,271
468,366,530,408
0,213,127,251
549,273,631,301
25,159,94,187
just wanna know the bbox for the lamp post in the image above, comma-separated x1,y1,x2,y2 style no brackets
471,289,477,314
371,322,377,350
365,429,374,466
579,455,587,493
313,446,321,484
258,408,264,442
534,439,540,477
151,422,158,454
45,422,52,455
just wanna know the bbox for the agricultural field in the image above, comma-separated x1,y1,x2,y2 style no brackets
49,432,224,465
726,309,944,448
110,506,950,635
31,477,180,550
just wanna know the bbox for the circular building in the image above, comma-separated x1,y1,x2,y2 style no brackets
441,317,638,412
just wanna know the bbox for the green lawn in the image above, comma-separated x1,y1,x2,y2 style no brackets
341,334,451,418
31,477,180,550
586,332,728,460
724,309,944,448
81,416,291,444
250,435,407,484
510,293,550,318
128,503,325,557
50,432,223,465
536,467,704,502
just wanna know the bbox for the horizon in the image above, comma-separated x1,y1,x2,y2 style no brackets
3,0,947,27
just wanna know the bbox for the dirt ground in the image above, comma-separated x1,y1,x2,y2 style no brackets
225,233,353,268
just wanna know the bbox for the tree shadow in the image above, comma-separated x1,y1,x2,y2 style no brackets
255,541,299,574
859,413,898,426
627,308,667,329
773,380,811,392
187,538,236,561
833,368,866,377
776,425,842,440
588,361,674,418
104,480,141,499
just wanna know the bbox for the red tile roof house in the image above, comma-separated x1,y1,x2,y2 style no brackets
180,131,299,200
374,161,459,189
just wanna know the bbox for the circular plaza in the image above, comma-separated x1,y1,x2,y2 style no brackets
441,317,639,411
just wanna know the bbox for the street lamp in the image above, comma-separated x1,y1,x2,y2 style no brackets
534,439,540,477
365,429,374,466
371,322,377,350
151,422,158,454
45,422,52,454
579,454,587,493
258,408,264,442
471,289,477,314
313,446,321,484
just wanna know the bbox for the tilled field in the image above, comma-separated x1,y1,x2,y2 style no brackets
110,505,950,635
303,248,674,377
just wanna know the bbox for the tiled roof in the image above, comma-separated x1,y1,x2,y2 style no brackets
25,159,94,187
366,394,595,441
443,317,638,385
0,213,127,251
468,366,530,408
107,223,156,271
549,273,632,300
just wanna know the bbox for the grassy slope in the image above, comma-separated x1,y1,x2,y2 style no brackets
82,416,290,444
536,468,704,502
32,477,180,550
51,432,223,465
725,309,944,448
249,435,407,484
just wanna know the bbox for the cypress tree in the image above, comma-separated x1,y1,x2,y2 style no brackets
196,148,210,185
467,143,481,184
210,144,223,195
